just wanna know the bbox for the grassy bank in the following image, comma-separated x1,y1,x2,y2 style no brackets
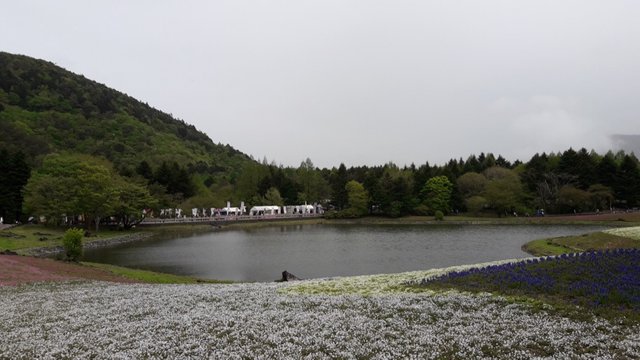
0,224,234,284
0,224,221,254
523,226,640,256
83,262,232,284
0,225,147,253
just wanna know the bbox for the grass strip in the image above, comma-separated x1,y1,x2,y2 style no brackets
82,262,232,284
523,231,640,257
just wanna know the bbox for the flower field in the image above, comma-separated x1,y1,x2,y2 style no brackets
2,267,640,358
421,249,640,312
605,225,640,240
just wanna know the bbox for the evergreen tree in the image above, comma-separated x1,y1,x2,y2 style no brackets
596,152,618,188
136,160,153,181
573,148,598,189
481,153,497,170
8,151,30,221
463,155,481,173
558,148,579,177
615,155,640,207
0,149,11,222
0,149,30,223
330,163,348,210
495,155,511,168
412,162,432,197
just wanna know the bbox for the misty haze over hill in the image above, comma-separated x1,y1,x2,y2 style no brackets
611,135,640,157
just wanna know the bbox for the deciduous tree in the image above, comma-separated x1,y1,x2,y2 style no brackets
421,176,453,214
345,180,369,216
23,153,139,231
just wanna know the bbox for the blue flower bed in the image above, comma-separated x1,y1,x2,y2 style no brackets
421,249,640,310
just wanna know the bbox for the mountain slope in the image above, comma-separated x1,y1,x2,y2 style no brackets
0,51,252,176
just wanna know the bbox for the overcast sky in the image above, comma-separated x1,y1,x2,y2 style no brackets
3,1,639,168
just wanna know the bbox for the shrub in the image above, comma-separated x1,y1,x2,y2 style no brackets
62,228,84,262
434,210,444,221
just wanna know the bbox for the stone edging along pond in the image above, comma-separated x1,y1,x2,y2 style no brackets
24,232,154,257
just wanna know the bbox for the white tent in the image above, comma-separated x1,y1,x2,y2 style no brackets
284,205,315,214
249,205,281,216
220,207,241,215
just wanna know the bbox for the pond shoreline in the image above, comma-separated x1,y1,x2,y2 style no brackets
84,223,613,282
25,232,154,257
12,214,637,258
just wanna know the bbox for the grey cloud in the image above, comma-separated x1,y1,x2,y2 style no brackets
3,0,639,168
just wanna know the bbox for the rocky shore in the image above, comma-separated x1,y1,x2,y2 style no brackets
25,232,154,257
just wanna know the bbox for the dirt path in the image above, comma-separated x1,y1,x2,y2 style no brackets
0,255,137,286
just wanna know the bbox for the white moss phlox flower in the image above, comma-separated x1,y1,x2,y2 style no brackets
604,226,640,240
2,262,638,359
281,258,531,296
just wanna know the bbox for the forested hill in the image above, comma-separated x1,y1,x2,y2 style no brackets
0,51,252,174
1,52,639,227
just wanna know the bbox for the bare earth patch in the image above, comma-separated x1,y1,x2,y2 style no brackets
0,255,136,286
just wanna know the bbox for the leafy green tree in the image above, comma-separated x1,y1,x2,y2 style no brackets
557,185,591,213
23,154,119,231
456,172,487,198
421,176,453,214
235,162,268,203
296,158,329,204
263,187,284,206
345,180,369,216
113,179,157,229
77,163,118,231
465,195,487,215
588,184,613,211
532,172,572,213
482,167,526,216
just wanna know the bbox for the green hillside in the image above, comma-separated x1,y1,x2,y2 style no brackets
0,51,252,175
2,52,638,227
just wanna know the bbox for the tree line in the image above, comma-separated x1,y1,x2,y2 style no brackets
229,148,640,218
5,147,640,230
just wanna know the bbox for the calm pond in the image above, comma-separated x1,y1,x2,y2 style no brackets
83,224,609,282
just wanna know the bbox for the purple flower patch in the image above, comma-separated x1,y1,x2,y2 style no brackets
421,248,640,310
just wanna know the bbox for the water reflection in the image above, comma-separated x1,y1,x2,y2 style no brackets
83,224,609,282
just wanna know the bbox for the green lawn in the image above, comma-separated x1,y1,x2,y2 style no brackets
82,262,232,284
0,224,142,252
523,231,640,256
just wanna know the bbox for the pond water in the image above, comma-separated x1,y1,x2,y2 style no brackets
83,224,609,282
